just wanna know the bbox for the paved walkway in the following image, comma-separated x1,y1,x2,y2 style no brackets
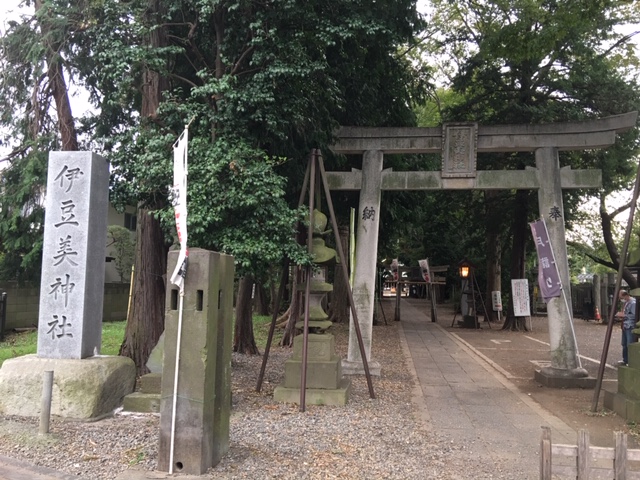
0,454,85,480
398,299,577,477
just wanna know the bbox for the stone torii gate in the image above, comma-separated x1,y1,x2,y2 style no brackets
327,112,638,386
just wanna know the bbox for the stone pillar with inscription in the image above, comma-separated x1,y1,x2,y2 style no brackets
343,150,383,375
534,147,590,386
0,152,136,420
37,152,109,358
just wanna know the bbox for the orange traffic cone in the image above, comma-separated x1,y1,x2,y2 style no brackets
595,306,601,323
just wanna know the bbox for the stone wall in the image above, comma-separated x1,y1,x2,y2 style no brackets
0,282,130,330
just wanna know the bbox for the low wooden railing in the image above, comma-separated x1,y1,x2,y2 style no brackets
540,427,640,479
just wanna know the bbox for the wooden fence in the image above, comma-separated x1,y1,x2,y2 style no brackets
540,427,640,479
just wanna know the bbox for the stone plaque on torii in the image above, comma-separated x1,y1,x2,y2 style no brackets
326,112,638,386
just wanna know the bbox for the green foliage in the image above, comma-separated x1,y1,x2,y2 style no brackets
90,0,425,277
0,0,426,282
101,320,127,355
107,225,136,282
0,152,47,282
0,329,37,367
0,320,126,367
252,314,282,349
404,0,640,285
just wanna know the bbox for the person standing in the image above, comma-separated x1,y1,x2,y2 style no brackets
615,290,637,366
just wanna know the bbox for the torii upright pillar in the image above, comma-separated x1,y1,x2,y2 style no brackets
535,147,589,384
343,150,383,376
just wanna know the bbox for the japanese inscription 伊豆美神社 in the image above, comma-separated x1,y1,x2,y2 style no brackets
47,164,84,339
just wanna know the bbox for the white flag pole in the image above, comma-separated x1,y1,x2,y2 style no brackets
169,290,184,474
168,125,189,474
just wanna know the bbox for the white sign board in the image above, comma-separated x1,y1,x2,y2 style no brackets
491,291,502,312
511,279,531,317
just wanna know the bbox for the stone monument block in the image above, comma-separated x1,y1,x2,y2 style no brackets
37,152,109,359
0,354,135,420
158,249,234,475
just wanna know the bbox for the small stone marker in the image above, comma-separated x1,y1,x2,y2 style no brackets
36,152,109,359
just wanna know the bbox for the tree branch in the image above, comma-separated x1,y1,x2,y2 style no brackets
567,240,616,269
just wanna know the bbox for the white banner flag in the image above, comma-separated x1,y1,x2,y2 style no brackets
418,259,431,283
170,127,189,292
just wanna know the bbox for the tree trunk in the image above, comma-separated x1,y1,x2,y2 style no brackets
234,275,259,354
329,223,350,323
253,278,270,316
119,209,168,374
600,196,638,289
119,0,170,374
281,266,301,347
35,0,78,151
485,191,502,323
502,190,530,331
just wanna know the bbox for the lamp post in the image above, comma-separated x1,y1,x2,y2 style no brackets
457,258,478,329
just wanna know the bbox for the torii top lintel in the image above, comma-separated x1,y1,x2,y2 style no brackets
330,112,638,155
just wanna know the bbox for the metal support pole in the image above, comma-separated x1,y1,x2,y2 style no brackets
591,159,640,412
256,155,312,393
299,156,317,412
0,292,6,341
39,370,53,435
256,258,289,392
169,291,185,473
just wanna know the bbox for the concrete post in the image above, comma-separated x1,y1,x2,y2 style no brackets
158,248,235,475
535,147,587,378
344,150,383,375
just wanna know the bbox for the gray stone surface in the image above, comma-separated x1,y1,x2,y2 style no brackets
534,369,596,388
158,249,234,475
273,378,351,406
442,122,477,178
122,392,161,413
329,112,637,154
536,147,585,376
37,152,109,359
346,150,383,370
276,332,350,403
0,354,135,420
145,332,164,374
0,454,88,480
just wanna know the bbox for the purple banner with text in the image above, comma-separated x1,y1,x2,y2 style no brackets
530,219,562,303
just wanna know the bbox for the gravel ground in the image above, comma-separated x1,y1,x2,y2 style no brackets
0,320,525,479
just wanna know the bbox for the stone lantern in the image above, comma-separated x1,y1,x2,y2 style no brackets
274,209,351,405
